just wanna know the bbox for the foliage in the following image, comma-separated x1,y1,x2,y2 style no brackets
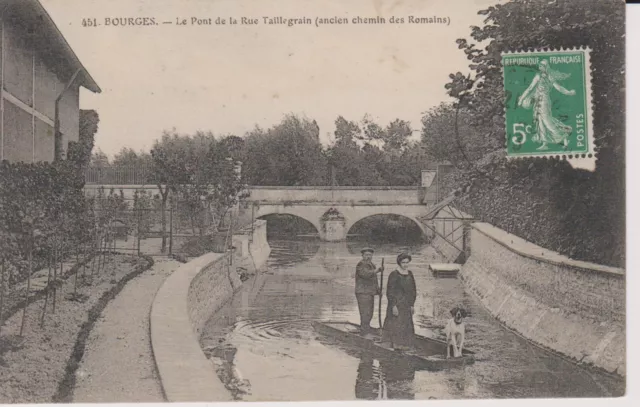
242,115,328,186
233,113,430,187
94,187,129,236
421,103,499,167
132,189,154,236
437,0,625,267
325,115,431,186
112,147,152,168
67,110,100,169
89,149,109,167
149,130,247,237
0,157,93,335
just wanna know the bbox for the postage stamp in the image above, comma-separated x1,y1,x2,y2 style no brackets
0,0,626,403
502,48,594,170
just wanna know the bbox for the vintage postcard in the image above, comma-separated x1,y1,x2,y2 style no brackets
0,0,626,403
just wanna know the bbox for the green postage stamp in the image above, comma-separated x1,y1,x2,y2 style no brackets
502,48,594,170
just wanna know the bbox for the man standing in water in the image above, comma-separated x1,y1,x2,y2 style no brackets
355,248,383,337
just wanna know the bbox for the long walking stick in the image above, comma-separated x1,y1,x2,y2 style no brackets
378,258,384,331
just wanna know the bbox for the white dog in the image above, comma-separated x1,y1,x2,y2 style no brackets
444,306,467,358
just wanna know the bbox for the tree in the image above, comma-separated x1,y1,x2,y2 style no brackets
112,147,152,168
67,109,100,170
326,116,372,186
202,138,248,230
218,135,246,162
242,115,328,186
0,160,87,334
359,117,413,154
149,130,193,251
326,115,429,186
420,103,493,167
148,131,247,248
441,0,625,266
110,147,153,184
90,149,109,167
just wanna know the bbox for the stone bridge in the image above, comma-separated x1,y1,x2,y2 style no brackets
237,186,438,241
83,184,440,241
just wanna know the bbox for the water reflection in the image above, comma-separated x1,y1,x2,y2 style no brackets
267,238,321,267
316,337,419,401
203,342,250,399
355,355,417,400
355,355,381,400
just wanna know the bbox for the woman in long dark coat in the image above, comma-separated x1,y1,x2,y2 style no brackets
382,253,417,350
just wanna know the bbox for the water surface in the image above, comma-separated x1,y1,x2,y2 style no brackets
200,239,624,401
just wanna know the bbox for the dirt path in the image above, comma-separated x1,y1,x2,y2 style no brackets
73,257,180,403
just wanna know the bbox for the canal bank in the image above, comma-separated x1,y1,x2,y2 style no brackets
460,222,625,377
149,220,271,402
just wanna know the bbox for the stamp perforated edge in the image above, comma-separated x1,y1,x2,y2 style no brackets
501,47,595,171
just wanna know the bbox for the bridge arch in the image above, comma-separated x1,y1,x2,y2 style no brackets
239,202,433,242
344,211,429,240
252,205,324,238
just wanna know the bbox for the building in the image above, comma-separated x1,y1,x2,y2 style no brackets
0,0,100,163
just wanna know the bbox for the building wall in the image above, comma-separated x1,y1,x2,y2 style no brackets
1,20,80,163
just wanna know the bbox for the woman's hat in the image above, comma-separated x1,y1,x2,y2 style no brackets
361,247,375,254
396,252,412,265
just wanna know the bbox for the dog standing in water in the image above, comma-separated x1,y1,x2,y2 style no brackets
444,306,467,358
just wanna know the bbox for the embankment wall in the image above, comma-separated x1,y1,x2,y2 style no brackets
462,222,625,376
149,219,271,401
233,219,271,273
150,253,240,402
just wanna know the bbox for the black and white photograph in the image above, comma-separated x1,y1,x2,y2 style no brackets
0,0,629,403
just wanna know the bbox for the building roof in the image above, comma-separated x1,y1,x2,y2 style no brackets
2,0,101,93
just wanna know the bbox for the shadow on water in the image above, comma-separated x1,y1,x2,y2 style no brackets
347,214,428,246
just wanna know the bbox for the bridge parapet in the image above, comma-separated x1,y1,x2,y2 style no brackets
244,186,435,206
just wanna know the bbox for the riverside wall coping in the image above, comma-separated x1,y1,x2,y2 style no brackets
149,252,233,402
471,222,624,277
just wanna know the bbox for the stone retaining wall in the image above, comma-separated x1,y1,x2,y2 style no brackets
462,222,625,376
150,252,241,402
233,219,271,274
150,218,271,401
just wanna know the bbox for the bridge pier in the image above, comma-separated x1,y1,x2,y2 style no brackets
323,219,346,241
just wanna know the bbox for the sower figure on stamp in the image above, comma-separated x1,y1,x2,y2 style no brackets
355,248,383,338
